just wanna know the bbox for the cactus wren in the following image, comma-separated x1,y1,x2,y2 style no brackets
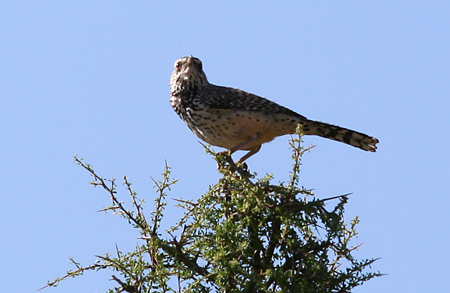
170,56,378,163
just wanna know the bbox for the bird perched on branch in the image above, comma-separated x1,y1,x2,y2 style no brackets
170,56,378,163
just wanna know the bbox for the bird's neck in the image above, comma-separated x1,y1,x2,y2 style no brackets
171,76,208,96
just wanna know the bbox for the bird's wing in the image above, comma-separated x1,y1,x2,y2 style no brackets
199,85,306,119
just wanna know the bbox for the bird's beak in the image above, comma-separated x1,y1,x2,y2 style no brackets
187,56,194,65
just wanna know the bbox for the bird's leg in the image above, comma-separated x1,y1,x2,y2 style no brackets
230,133,260,153
217,133,261,166
236,145,261,163
228,133,261,163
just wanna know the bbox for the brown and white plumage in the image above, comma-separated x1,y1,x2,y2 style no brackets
170,56,378,163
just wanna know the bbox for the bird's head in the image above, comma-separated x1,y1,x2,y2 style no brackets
170,56,209,94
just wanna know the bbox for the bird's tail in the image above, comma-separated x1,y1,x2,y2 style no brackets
301,120,379,152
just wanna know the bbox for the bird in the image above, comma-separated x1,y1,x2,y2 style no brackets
170,56,378,163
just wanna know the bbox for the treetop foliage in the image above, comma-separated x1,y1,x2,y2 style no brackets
43,132,381,292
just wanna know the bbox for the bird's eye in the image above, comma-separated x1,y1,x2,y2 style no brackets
175,62,182,70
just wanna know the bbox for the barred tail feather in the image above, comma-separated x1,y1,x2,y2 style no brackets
302,120,379,152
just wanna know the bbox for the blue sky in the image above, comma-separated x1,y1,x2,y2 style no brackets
1,1,449,292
